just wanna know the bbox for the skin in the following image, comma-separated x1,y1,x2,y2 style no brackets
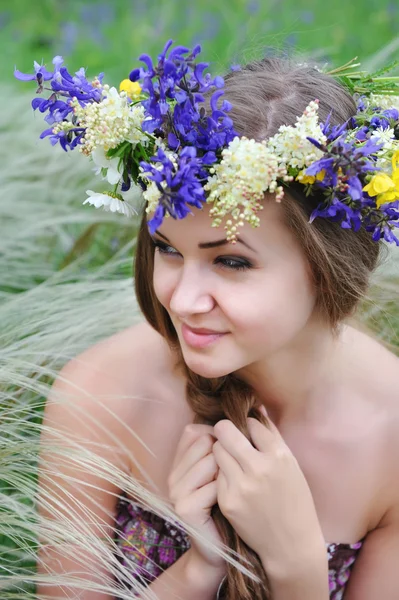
153,200,361,425
43,198,399,598
142,198,399,548
135,200,399,597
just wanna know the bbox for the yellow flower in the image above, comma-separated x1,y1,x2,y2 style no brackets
376,189,398,206
363,169,399,208
391,150,399,186
297,169,326,184
363,172,395,196
392,149,399,172
119,79,141,98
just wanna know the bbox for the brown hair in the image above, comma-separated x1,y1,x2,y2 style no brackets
134,57,384,599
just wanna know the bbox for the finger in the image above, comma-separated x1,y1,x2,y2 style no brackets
258,405,282,436
174,479,218,522
171,424,215,471
212,439,243,478
170,434,216,488
247,417,284,454
171,453,218,502
213,419,257,472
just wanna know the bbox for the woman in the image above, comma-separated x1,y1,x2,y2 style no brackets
20,43,399,599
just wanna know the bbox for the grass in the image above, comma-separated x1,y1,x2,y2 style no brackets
2,0,399,86
1,1,399,597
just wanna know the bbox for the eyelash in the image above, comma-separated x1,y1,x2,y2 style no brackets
151,239,253,272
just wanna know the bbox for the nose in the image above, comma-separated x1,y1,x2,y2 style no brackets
169,263,215,318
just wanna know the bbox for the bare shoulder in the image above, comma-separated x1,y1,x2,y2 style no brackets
349,324,399,524
346,323,399,393
56,320,189,417
53,321,193,495
349,323,399,425
62,320,173,381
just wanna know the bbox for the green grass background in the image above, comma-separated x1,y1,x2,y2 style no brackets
4,0,399,87
1,1,399,597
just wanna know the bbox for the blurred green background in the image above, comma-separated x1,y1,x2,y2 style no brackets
5,0,399,86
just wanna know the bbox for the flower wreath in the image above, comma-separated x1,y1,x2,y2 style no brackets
15,40,399,245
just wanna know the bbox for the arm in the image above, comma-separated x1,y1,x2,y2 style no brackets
342,411,399,600
136,549,226,599
36,352,142,599
261,543,330,600
342,519,399,600
265,406,399,600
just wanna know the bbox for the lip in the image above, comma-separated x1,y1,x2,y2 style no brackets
181,323,228,349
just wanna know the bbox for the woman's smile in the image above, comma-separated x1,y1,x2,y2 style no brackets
181,322,229,349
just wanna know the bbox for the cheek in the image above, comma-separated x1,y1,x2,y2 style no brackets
153,261,171,308
153,258,182,312
226,265,316,343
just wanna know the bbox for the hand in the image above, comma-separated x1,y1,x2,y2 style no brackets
212,406,325,574
168,424,227,573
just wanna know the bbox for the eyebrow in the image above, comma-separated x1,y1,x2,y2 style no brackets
154,230,257,253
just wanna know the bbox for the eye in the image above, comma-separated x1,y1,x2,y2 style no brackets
215,257,253,271
152,239,181,256
151,238,253,271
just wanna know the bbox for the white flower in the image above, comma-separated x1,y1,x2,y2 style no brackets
370,127,399,170
72,85,148,154
83,190,135,217
268,100,326,169
200,102,327,242
204,136,289,241
141,147,178,214
371,126,395,145
143,180,164,213
91,147,122,185
367,94,399,112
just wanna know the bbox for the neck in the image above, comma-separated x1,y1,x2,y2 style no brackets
236,317,347,427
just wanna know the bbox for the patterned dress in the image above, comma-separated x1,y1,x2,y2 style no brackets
114,494,364,600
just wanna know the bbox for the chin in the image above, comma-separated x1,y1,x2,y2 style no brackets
181,353,235,379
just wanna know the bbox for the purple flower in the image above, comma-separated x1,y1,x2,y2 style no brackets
320,111,332,136
354,126,369,142
357,137,383,155
15,54,106,151
148,204,166,233
14,60,53,85
50,66,103,104
370,114,390,130
326,120,350,143
307,135,380,192
304,123,399,241
383,107,399,121
142,144,210,232
14,55,64,88
366,201,399,245
306,156,336,185
347,176,363,200
130,39,238,151
356,97,367,112
130,39,239,229
310,197,362,232
40,127,85,151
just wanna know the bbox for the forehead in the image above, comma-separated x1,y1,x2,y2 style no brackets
155,198,300,254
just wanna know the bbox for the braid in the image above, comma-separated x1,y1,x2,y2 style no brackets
184,361,272,600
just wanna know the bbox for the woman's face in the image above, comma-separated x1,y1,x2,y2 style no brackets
151,199,318,378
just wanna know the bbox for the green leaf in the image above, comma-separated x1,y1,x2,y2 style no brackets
369,60,399,78
106,141,131,159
